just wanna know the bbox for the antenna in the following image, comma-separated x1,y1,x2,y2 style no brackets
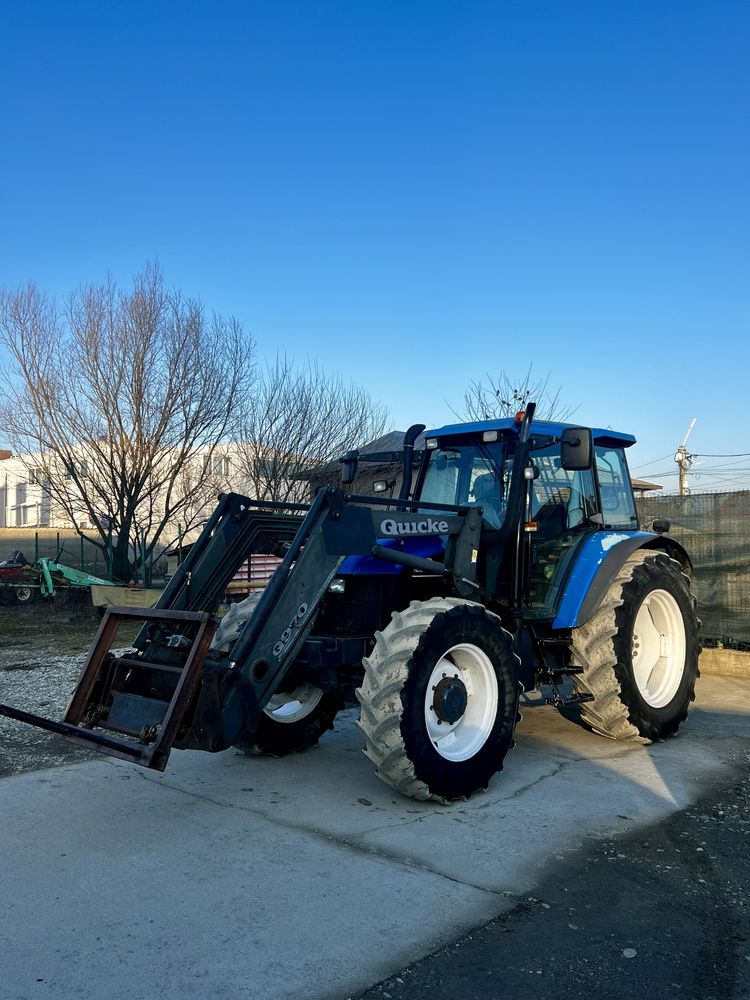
675,418,696,495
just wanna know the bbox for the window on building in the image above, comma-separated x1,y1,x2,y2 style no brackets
64,460,89,480
12,506,31,526
204,455,231,477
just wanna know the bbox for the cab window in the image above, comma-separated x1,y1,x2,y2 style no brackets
595,447,637,529
530,445,597,530
420,442,509,528
420,449,461,507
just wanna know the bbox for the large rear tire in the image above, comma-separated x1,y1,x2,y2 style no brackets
357,598,521,802
218,591,340,756
570,551,700,742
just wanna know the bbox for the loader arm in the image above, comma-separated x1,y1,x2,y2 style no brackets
0,488,480,772
185,487,482,752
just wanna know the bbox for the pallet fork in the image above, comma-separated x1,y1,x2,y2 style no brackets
0,608,216,770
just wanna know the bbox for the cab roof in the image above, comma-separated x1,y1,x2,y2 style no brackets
425,417,636,449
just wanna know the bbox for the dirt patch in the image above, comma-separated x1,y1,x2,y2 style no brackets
0,605,140,776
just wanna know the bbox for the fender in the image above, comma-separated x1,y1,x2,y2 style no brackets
552,531,693,629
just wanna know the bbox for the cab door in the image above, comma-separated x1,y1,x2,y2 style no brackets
525,446,598,618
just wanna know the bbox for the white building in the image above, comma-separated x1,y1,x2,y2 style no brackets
0,444,307,539
0,451,59,528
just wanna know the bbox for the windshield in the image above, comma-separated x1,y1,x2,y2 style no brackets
419,441,511,528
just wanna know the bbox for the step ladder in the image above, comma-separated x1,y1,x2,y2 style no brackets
0,606,217,771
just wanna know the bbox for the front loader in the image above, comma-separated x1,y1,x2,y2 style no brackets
0,406,700,801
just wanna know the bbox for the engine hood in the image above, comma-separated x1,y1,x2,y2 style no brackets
339,536,446,575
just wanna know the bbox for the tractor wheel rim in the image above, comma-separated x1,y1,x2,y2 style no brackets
423,642,498,761
16,588,32,602
632,588,686,708
263,684,324,724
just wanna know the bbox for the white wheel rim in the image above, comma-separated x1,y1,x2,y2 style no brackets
631,589,686,708
423,643,498,761
263,684,323,724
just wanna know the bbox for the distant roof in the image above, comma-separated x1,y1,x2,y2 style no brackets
426,417,636,448
631,477,663,493
360,429,426,457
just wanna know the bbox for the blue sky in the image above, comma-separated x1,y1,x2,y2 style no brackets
1,1,748,491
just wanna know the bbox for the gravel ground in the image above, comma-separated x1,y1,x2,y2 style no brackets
0,605,139,776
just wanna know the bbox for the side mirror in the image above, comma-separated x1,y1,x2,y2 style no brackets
560,428,593,471
340,450,359,485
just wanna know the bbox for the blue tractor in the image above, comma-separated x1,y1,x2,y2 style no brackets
0,405,699,802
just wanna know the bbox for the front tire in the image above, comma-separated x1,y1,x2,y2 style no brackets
234,685,342,756
357,598,521,802
570,551,700,742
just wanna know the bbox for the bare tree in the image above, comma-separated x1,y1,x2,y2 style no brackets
460,366,578,422
235,357,388,503
0,265,253,581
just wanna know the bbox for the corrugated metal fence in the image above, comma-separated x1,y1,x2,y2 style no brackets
636,491,750,645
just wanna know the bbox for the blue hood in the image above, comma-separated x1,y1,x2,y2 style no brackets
340,536,446,575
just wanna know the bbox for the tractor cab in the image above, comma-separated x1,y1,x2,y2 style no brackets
413,416,639,620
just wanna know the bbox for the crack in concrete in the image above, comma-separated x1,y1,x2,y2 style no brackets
131,768,509,899
504,758,571,799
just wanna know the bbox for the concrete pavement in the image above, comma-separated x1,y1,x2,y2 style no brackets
1,675,749,1000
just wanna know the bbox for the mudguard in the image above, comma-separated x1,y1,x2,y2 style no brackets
552,531,692,629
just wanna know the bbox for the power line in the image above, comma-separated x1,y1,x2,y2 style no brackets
691,468,750,474
693,452,750,458
645,464,750,476
631,453,674,471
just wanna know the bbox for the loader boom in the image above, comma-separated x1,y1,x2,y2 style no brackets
0,486,481,770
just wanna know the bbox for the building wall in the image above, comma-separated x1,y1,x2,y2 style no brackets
0,456,59,528
0,445,293,540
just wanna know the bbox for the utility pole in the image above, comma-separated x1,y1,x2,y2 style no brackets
675,418,696,496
